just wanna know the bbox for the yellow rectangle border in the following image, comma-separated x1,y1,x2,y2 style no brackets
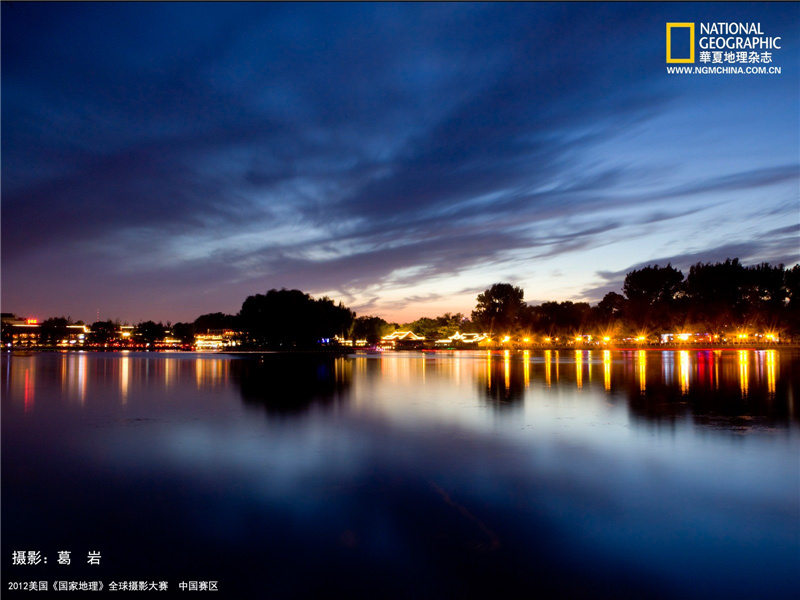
666,23,695,63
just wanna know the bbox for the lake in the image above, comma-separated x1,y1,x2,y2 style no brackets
2,349,798,598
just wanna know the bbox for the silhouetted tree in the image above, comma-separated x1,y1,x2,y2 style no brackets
683,259,747,333
471,283,526,334
171,322,195,344
402,312,468,339
623,264,683,329
135,321,166,345
39,317,70,345
352,316,392,344
742,262,787,326
785,264,800,338
314,296,355,341
89,320,119,344
238,289,354,348
194,312,238,334
530,301,592,336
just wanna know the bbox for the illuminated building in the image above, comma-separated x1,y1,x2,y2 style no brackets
1,314,41,347
380,331,426,349
434,331,490,347
194,329,240,350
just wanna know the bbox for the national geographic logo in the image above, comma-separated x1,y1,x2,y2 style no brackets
667,22,782,64
666,21,783,75
666,23,695,63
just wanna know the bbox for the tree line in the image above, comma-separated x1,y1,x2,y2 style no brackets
468,260,800,339
6,258,799,348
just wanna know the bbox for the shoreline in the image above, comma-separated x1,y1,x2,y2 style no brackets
4,344,799,355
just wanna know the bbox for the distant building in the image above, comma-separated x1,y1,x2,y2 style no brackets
434,332,490,347
380,331,426,349
195,329,239,350
62,324,90,347
118,325,135,342
1,315,41,347
1,316,88,347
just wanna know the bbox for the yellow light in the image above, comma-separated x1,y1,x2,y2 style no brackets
636,336,645,342
679,350,690,394
678,333,689,342
502,335,510,343
523,338,530,343
575,336,582,342
603,336,610,342
544,337,551,342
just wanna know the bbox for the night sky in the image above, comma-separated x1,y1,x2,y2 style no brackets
2,2,798,324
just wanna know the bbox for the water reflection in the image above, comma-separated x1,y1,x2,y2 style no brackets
544,349,552,387
637,350,646,394
738,349,749,398
522,350,530,388
2,350,798,599
765,350,776,397
622,350,796,427
121,354,130,403
679,350,690,395
477,353,527,407
232,354,351,416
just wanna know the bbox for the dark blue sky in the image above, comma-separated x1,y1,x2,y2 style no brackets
2,2,798,323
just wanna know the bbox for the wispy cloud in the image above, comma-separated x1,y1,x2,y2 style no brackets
2,2,797,322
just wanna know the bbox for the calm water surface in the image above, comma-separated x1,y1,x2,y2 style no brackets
2,350,798,598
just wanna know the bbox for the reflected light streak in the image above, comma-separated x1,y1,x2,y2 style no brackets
504,350,511,392
523,350,530,388
121,355,130,403
603,350,611,392
587,351,593,384
24,368,32,412
486,350,492,390
575,350,583,390
61,354,67,396
637,350,646,394
555,350,560,382
164,358,173,388
739,350,749,398
196,358,203,389
766,350,776,397
544,350,552,388
663,352,674,385
679,351,690,395
78,353,87,405
356,356,367,376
